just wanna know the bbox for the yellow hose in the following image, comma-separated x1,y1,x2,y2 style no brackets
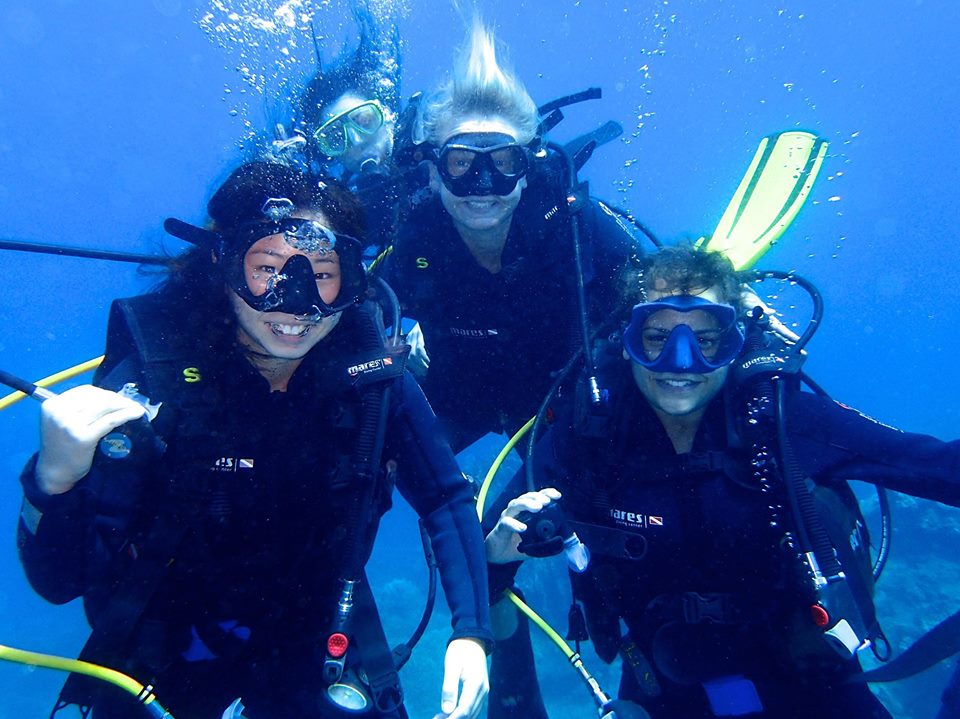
366,244,394,273
475,419,583,661
478,426,612,711
0,356,104,411
0,644,161,707
475,416,535,521
503,589,574,660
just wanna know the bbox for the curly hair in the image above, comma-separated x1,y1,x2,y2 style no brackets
620,244,743,309
419,20,539,146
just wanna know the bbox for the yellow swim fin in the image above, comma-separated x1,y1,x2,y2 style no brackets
700,130,829,271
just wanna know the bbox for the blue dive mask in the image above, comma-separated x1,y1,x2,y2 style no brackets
623,295,745,374
434,132,529,197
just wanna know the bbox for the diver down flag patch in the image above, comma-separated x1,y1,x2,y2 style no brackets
211,457,256,472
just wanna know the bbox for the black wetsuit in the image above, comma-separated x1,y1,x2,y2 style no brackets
487,363,960,719
315,157,429,254
385,192,638,452
347,165,414,253
18,300,492,719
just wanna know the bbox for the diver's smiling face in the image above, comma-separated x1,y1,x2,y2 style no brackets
627,285,730,420
442,185,524,232
231,225,343,361
434,117,527,234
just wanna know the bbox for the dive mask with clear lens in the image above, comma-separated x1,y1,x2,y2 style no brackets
435,132,529,197
225,218,367,319
162,216,367,320
623,295,745,374
314,100,386,158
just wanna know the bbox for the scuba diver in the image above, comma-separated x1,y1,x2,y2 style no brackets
385,20,637,719
484,245,960,719
274,0,414,254
381,21,642,719
294,1,400,179
16,161,491,719
384,19,640,452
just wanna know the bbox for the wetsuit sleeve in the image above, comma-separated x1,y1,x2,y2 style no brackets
17,357,147,605
386,371,495,651
789,391,960,505
17,453,93,603
579,198,643,323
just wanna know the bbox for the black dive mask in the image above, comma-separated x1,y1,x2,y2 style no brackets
163,216,368,320
225,218,367,319
434,132,529,197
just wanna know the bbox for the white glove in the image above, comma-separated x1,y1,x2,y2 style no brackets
404,321,430,377
36,385,146,495
432,637,489,719
485,488,562,564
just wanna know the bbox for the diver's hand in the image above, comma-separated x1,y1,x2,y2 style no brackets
433,637,488,719
404,321,430,377
36,385,145,495
740,286,801,343
485,488,562,564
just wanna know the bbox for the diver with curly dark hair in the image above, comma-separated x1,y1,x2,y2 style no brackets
485,245,960,719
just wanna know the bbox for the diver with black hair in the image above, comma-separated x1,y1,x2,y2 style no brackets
294,1,400,178
16,161,491,719
485,245,960,718
273,0,409,253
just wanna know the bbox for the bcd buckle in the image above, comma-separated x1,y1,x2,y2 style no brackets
682,592,734,624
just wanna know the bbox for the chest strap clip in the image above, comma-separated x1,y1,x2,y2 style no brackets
682,592,737,625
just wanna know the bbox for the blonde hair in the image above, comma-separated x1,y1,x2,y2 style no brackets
420,21,540,146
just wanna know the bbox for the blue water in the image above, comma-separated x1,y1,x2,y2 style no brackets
1,1,958,717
